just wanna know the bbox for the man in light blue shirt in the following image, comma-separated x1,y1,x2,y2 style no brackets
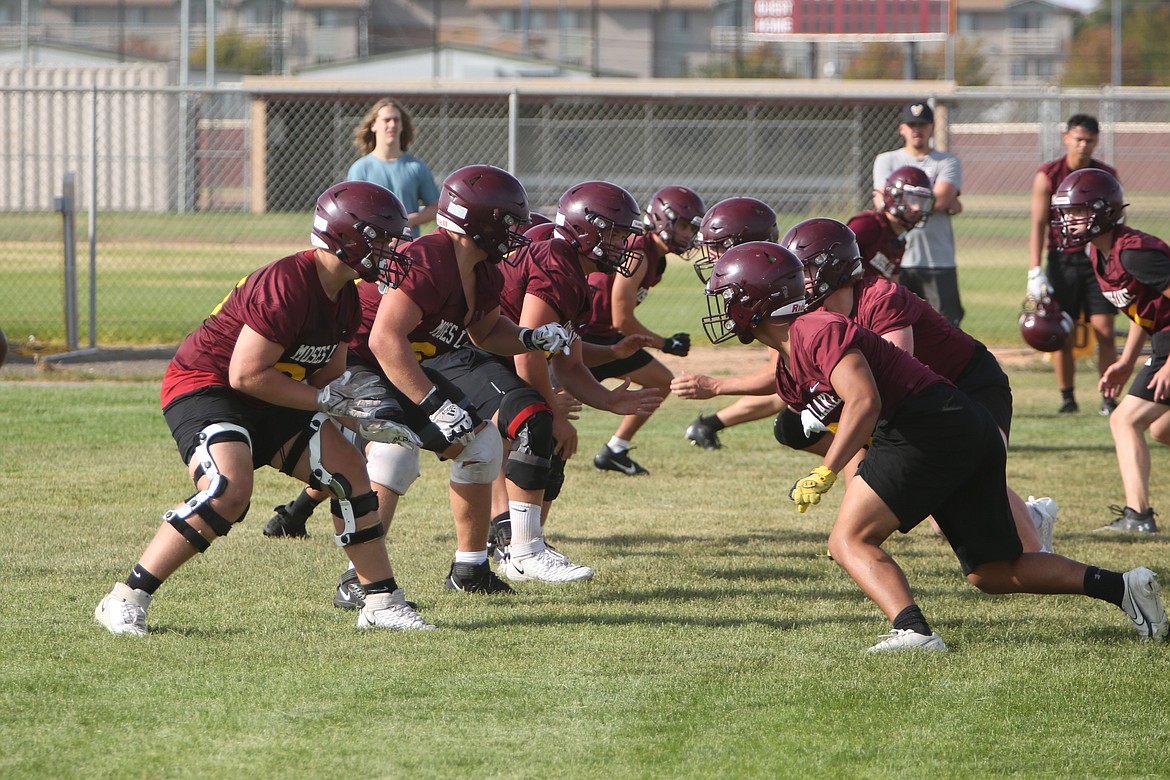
872,101,965,326
349,99,440,238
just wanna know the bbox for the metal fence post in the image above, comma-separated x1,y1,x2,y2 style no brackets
88,85,98,349
55,172,78,351
508,89,519,175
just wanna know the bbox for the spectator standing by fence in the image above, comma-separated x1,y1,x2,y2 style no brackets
1028,114,1120,416
349,98,440,238
872,101,965,327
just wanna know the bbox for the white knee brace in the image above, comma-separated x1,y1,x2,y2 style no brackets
365,440,422,495
450,423,503,485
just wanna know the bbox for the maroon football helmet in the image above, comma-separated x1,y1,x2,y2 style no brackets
436,164,531,265
693,198,779,283
555,181,644,277
311,181,412,288
1051,168,1127,251
781,218,863,310
511,211,551,236
703,241,807,345
644,186,705,254
524,222,557,242
1019,294,1074,352
882,166,935,230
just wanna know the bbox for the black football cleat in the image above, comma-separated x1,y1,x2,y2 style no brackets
685,416,722,450
1097,505,1158,534
594,444,649,476
263,500,310,538
443,561,515,594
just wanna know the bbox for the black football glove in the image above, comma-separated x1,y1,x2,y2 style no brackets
661,332,691,357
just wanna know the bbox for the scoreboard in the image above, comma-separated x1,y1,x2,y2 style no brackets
753,0,949,39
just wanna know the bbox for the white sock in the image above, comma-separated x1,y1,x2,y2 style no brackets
509,500,544,558
454,549,488,565
608,436,631,453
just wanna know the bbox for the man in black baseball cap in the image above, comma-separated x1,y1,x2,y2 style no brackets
873,99,965,326
901,101,935,125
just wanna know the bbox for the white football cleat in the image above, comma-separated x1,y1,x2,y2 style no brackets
501,547,594,583
867,629,948,654
1026,496,1059,553
94,582,151,636
1121,567,1169,640
357,589,436,631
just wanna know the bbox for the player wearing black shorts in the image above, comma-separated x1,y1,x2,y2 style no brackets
1053,168,1170,534
700,240,1167,652
94,182,435,633
264,165,572,600
581,185,705,475
1027,114,1120,415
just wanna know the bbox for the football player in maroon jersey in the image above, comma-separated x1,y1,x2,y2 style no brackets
677,218,1057,553
484,183,664,581
702,241,1168,651
1028,115,1120,416
266,166,573,599
1052,168,1170,534
581,184,705,475
676,173,930,452
94,182,435,634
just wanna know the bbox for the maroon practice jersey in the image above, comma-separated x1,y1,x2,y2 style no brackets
852,275,975,382
1090,225,1170,335
1040,159,1117,251
500,237,592,337
161,250,360,408
776,310,946,424
848,209,906,281
581,233,664,339
351,230,504,364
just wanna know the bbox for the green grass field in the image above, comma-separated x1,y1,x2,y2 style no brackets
1,364,1167,778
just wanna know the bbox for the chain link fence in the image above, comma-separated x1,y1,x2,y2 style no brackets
3,79,1170,355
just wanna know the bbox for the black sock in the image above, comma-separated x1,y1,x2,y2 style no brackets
362,577,399,596
701,414,726,432
1061,388,1075,402
1083,566,1125,607
289,489,321,520
125,563,163,595
491,511,510,526
892,604,933,636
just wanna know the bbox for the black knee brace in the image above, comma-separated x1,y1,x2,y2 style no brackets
330,490,384,546
499,388,554,490
774,408,826,451
544,453,567,501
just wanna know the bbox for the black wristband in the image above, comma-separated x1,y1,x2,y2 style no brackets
417,386,445,415
518,327,534,350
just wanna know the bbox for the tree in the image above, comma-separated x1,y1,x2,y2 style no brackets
690,44,797,78
1062,0,1170,86
189,31,272,75
842,39,989,86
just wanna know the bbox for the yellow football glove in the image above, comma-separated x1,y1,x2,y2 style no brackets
789,465,837,513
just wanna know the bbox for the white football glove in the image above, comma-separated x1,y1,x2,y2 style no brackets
418,388,476,445
519,323,572,356
354,398,420,450
1027,267,1050,299
315,370,388,419
359,419,422,450
800,408,830,438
